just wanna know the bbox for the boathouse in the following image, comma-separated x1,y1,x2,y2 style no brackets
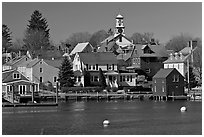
152,68,185,100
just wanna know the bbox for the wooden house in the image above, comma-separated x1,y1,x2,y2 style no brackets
152,68,185,99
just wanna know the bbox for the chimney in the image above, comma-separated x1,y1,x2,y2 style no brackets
170,53,173,60
175,52,179,60
18,51,21,57
179,52,183,60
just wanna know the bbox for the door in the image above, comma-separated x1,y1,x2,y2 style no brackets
19,85,26,95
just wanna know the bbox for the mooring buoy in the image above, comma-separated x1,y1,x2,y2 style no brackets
180,106,187,112
103,119,110,127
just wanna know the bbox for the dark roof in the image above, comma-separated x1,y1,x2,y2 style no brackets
2,69,30,83
78,52,117,65
153,68,175,78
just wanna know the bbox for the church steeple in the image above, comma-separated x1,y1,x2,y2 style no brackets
114,13,125,36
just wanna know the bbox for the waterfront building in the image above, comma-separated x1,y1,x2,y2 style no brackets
16,58,62,87
152,68,185,98
119,43,169,81
72,52,118,86
2,69,38,102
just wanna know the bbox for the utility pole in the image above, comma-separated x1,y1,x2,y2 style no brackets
56,82,58,104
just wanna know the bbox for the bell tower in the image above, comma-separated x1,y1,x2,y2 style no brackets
114,14,125,37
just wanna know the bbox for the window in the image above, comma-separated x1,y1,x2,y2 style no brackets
86,64,88,69
88,65,91,70
119,36,122,42
40,77,43,83
176,75,179,82
13,73,20,79
173,75,179,82
7,85,13,92
91,76,94,82
155,86,156,92
40,61,43,64
96,64,98,70
40,68,43,73
94,76,99,82
93,65,95,70
54,77,57,82
127,75,130,81
78,76,81,82
120,76,122,82
130,75,132,82
146,69,151,73
162,86,165,92
112,64,114,70
107,64,109,70
19,85,26,95
155,80,156,83
123,76,126,81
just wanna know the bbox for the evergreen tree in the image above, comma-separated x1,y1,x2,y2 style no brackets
99,68,106,89
24,10,50,53
58,56,75,87
2,24,12,52
83,68,91,87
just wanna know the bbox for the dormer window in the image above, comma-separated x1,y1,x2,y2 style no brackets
13,73,21,79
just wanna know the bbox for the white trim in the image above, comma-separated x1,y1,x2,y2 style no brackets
4,80,37,84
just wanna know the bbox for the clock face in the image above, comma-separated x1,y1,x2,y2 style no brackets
118,28,123,33
118,19,122,26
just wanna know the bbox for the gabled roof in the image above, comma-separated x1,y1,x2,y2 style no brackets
98,41,119,52
78,52,117,65
27,58,41,68
44,59,62,69
2,69,30,83
163,55,188,64
101,35,115,44
3,55,30,66
153,68,175,78
70,42,93,55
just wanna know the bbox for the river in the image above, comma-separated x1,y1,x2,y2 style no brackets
2,100,202,135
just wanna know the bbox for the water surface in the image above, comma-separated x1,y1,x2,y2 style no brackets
2,100,202,135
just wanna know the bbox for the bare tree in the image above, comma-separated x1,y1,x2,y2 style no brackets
64,32,91,51
165,33,193,52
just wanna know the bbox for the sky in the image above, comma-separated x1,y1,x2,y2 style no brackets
2,2,202,45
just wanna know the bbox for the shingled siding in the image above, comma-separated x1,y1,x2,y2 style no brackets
140,57,166,80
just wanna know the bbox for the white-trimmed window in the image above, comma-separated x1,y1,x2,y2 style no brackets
78,76,81,82
54,77,57,82
40,77,43,83
155,86,157,92
7,85,13,92
13,73,21,79
123,76,126,81
127,75,130,81
88,65,91,70
162,86,165,92
19,85,26,95
93,65,96,70
40,68,43,73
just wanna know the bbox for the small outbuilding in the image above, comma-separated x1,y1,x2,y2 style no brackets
152,68,185,100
